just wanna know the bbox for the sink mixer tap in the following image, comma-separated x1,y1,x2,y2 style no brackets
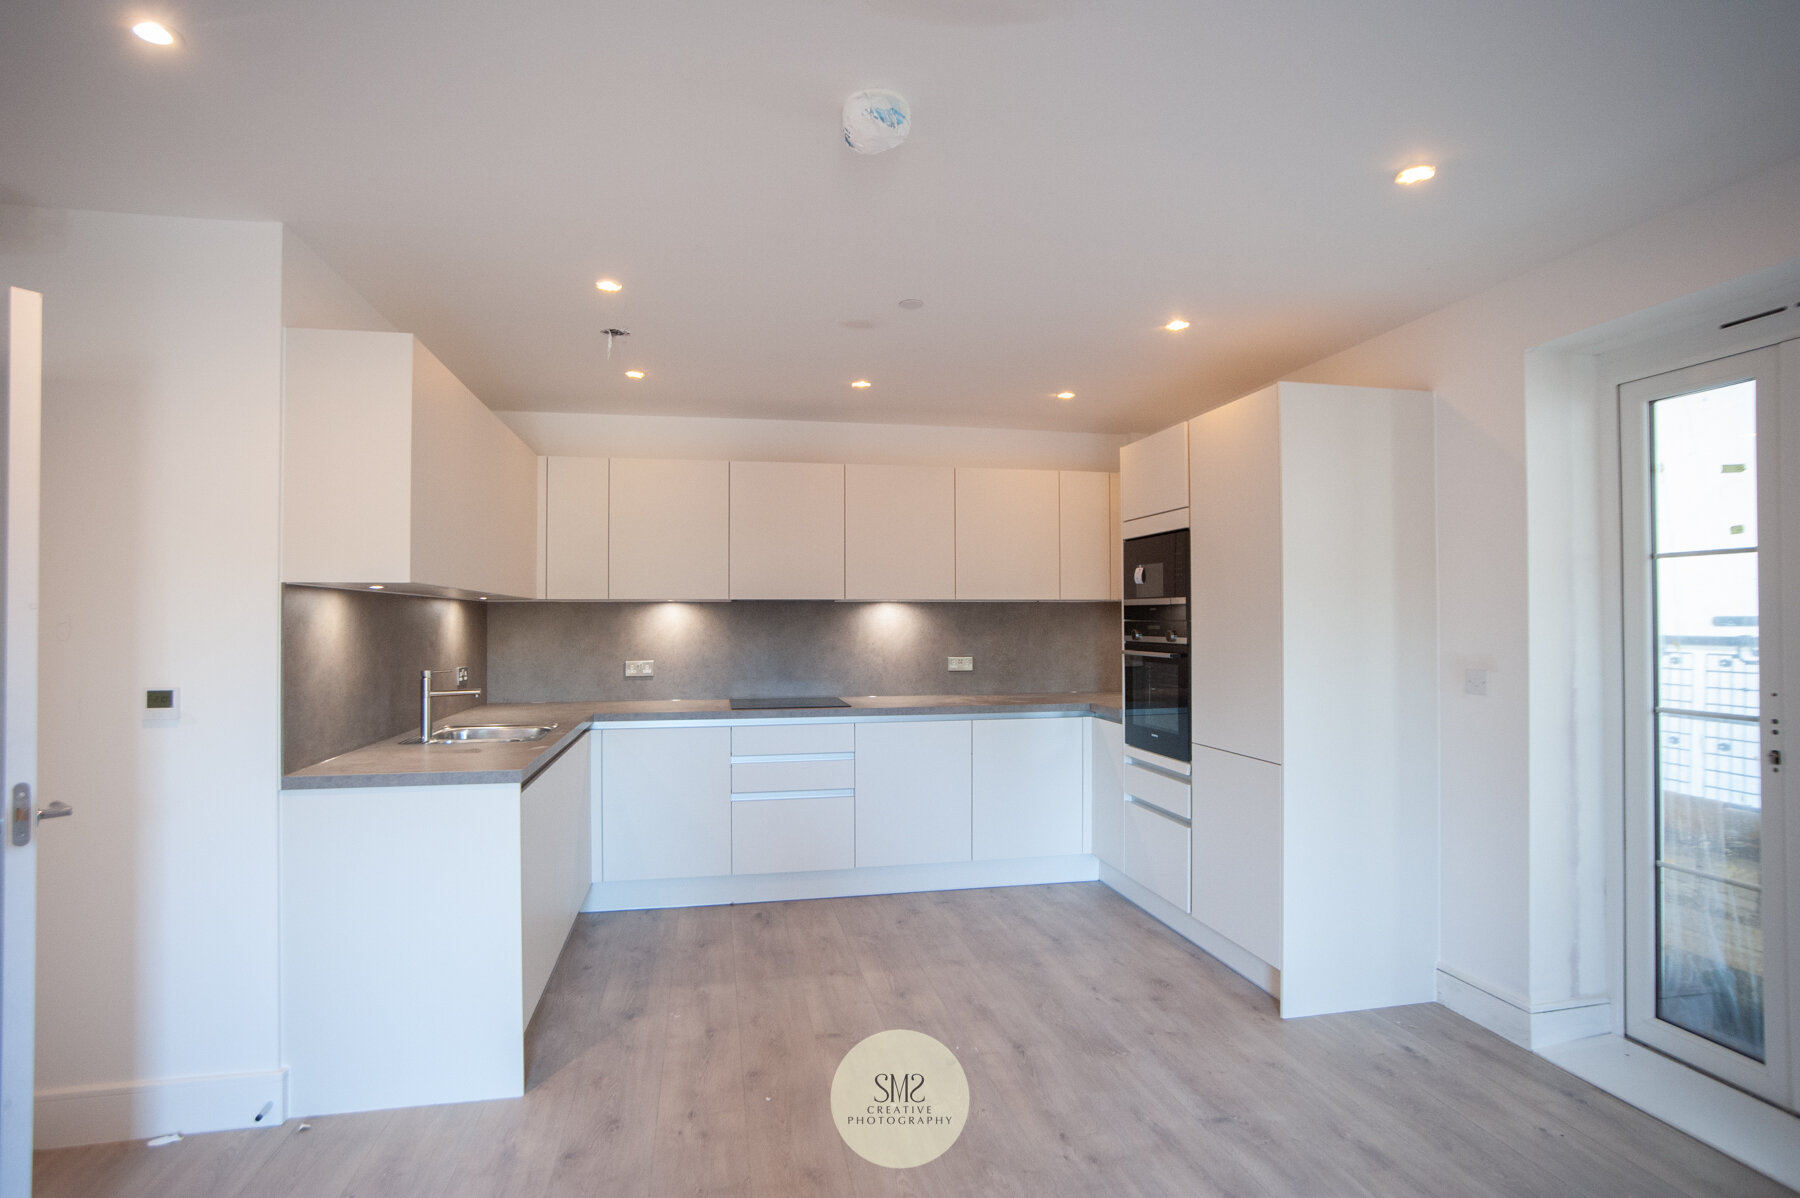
418,668,483,742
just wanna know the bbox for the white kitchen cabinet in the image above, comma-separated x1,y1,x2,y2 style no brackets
281,328,538,597
1185,381,1438,1019
608,458,730,600
955,467,1061,600
1119,421,1188,528
519,734,592,1022
854,720,973,868
845,464,956,600
544,456,609,600
1089,717,1125,871
732,796,855,875
730,461,845,599
1108,472,1123,602
1058,470,1113,600
1189,744,1280,968
972,716,1084,859
601,725,731,881
1123,799,1190,913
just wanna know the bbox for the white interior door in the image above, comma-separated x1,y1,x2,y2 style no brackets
0,287,44,1190
1621,340,1796,1110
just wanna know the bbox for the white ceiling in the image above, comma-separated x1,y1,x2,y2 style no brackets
3,1,1799,434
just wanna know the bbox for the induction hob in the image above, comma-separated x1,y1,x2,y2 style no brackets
727,696,852,710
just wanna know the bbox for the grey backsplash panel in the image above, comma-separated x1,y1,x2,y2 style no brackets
487,601,1121,703
282,585,489,773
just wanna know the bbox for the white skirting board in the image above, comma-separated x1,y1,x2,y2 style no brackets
1097,864,1280,1000
1434,966,1612,1050
35,1067,286,1149
582,855,1098,912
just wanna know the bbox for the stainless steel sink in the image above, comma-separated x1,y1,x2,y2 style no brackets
428,723,557,743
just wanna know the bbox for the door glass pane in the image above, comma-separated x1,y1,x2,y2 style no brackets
1652,380,1757,554
1649,380,1765,1063
1655,553,1759,714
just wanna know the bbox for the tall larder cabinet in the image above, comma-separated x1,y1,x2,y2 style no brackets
1188,381,1438,1019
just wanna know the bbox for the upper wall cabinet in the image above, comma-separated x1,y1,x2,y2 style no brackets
955,468,1061,600
845,464,956,601
282,329,538,598
1119,421,1189,527
609,458,730,601
544,456,608,601
730,461,845,600
1058,470,1113,600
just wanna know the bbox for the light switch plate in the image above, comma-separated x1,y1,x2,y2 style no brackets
625,660,654,678
948,656,973,672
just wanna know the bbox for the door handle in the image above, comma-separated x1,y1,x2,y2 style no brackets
37,800,73,821
1133,565,1146,585
1124,649,1180,659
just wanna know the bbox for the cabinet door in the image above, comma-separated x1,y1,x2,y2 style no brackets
600,726,731,881
1058,470,1112,600
854,720,973,868
973,717,1083,859
955,468,1060,600
1189,744,1281,967
520,734,591,1021
730,461,845,599
1108,472,1123,602
545,457,609,600
1123,800,1190,912
1089,717,1125,871
1189,389,1284,764
609,458,730,600
732,796,854,875
1119,422,1188,522
845,464,955,600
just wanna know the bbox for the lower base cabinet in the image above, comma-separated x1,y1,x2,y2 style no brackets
1090,718,1125,869
854,720,973,867
732,795,854,874
973,717,1085,859
600,725,731,881
1122,799,1191,912
1189,743,1282,968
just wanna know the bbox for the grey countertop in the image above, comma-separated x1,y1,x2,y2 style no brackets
282,692,1123,790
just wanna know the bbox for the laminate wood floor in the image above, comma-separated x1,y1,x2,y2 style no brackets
33,883,1795,1197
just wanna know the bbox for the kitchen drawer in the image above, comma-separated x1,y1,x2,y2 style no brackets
731,758,855,795
732,796,854,875
1123,799,1190,912
1123,760,1191,820
731,722,854,756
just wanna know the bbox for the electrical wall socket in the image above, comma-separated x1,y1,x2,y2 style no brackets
948,656,973,672
625,660,654,678
1464,668,1488,696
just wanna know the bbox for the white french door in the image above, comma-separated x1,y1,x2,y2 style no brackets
1621,340,1799,1110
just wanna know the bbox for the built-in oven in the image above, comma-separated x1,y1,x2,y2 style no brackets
1122,530,1190,763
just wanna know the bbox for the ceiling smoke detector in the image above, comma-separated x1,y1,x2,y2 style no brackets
843,90,911,154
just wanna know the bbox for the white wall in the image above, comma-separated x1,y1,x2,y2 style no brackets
0,206,287,1144
501,410,1129,472
1286,155,1800,1028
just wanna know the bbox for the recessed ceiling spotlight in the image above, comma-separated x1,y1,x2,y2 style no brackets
1164,319,1190,332
1056,391,1076,400
132,20,176,45
1395,164,1436,185
898,298,924,310
851,379,872,389
595,278,622,292
625,370,645,379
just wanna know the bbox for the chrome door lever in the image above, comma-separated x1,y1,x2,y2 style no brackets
37,800,73,821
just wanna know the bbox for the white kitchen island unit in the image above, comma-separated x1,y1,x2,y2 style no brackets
279,732,591,1118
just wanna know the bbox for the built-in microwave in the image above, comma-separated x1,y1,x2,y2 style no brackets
1122,530,1190,763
